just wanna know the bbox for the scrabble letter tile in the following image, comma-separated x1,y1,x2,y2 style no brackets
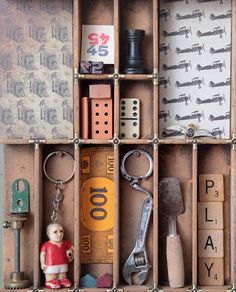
199,174,224,202
198,230,224,258
198,202,223,230
198,258,224,286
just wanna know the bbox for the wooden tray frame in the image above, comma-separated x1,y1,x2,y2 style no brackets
1,0,236,291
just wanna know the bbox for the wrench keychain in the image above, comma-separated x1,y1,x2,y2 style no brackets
121,149,153,285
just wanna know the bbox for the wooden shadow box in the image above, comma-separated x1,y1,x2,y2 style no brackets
0,0,236,291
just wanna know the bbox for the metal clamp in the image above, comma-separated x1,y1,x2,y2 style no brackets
43,151,75,184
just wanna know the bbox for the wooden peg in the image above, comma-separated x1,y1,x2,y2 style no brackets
198,258,224,286
199,174,224,202
198,202,223,230
198,230,224,258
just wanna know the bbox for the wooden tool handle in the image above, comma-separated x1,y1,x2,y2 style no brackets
166,234,185,288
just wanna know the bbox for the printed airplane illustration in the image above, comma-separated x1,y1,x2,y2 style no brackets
210,10,231,20
159,110,170,122
162,60,191,72
197,26,226,38
209,111,230,121
211,127,225,138
159,77,170,88
159,43,171,55
176,10,205,21
159,9,171,20
176,43,204,55
162,94,191,105
175,110,204,122
175,77,204,89
209,44,231,54
163,26,192,38
196,0,223,4
209,78,231,88
196,94,225,105
196,60,225,72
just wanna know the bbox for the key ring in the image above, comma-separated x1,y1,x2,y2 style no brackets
43,151,75,222
121,149,153,182
43,151,75,184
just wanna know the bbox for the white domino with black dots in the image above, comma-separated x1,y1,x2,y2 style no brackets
120,98,140,139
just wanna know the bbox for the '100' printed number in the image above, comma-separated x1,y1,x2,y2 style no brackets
81,177,114,231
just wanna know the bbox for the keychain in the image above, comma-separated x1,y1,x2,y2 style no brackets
121,149,153,285
40,151,75,289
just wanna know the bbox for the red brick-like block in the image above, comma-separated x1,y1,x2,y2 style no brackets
91,98,113,139
89,84,112,99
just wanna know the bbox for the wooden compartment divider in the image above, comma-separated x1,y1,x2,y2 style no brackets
33,144,43,288
192,146,198,288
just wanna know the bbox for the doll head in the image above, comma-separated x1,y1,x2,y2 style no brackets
47,223,64,243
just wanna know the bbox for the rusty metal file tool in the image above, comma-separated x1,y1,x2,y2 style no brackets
159,177,185,288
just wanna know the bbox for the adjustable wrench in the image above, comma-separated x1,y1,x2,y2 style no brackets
122,195,153,285
121,149,153,285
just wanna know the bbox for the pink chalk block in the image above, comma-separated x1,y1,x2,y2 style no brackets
96,273,113,288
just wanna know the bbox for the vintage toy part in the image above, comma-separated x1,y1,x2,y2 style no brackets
120,98,140,139
3,217,31,289
11,178,29,214
121,149,153,285
40,223,74,289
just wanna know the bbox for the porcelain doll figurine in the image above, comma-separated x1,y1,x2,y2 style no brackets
40,223,74,289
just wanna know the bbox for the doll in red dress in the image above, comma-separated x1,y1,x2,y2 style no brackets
40,223,74,289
